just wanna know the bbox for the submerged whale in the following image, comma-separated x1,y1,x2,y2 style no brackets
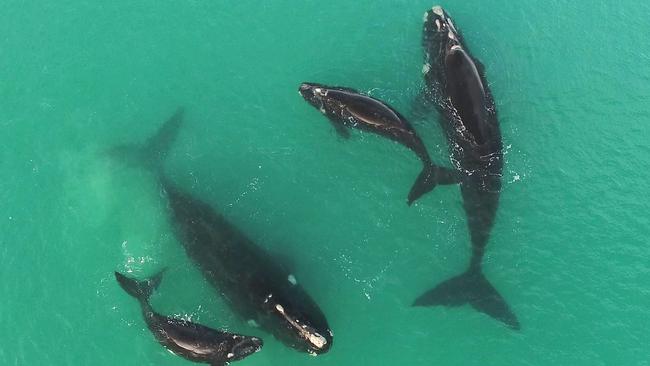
115,271,263,366
110,109,333,354
299,82,458,204
413,6,519,329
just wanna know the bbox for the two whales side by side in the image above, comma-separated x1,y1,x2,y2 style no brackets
298,82,458,204
413,6,519,329
115,271,262,366
298,7,518,329
109,109,333,354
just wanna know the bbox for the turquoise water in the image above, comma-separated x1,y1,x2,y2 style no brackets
2,1,650,365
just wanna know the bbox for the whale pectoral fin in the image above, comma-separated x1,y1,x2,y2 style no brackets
436,166,460,185
329,119,351,139
411,91,436,122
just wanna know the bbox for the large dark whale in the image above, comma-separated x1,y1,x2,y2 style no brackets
115,271,263,366
110,109,333,354
299,82,458,204
412,6,519,329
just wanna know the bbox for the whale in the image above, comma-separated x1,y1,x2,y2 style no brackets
109,109,333,354
413,6,519,329
115,271,263,366
299,82,458,204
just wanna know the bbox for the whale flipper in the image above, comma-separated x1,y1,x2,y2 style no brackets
329,119,351,139
407,164,459,205
413,269,519,330
114,270,165,303
107,107,184,171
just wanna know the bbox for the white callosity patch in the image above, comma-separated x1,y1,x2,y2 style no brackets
422,63,431,75
307,332,327,350
273,303,328,350
227,353,234,358
423,11,429,22
288,274,297,285
432,5,444,16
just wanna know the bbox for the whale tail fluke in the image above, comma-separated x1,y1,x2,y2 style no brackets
115,270,165,304
107,107,185,173
407,164,459,205
412,268,520,330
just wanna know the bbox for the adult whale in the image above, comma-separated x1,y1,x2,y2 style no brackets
413,6,519,329
115,270,263,366
109,109,333,354
299,82,458,204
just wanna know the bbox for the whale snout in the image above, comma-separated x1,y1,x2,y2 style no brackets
299,83,313,94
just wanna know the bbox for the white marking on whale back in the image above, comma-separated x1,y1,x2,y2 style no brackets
423,11,429,22
422,63,431,75
227,353,234,358
247,319,260,327
288,274,297,285
275,304,285,313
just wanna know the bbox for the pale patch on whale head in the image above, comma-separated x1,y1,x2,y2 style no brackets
432,6,444,16
307,332,328,351
288,274,297,285
227,353,234,358
313,87,328,97
422,63,431,75
447,18,458,33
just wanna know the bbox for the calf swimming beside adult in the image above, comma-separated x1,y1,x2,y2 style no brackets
115,271,262,366
413,6,520,329
109,109,333,354
299,83,458,204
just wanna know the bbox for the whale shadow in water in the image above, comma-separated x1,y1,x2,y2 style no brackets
411,6,520,330
109,109,333,354
115,270,263,366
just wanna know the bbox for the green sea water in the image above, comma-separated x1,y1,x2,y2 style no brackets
2,1,650,365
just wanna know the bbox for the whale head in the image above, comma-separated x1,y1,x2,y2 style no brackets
423,6,461,49
299,82,330,111
260,289,333,355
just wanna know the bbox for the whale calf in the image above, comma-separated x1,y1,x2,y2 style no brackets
115,271,262,366
110,109,333,354
299,82,458,204
413,6,519,329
